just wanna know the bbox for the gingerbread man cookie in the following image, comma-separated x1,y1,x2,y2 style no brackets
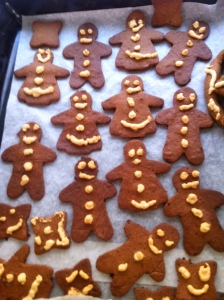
151,0,183,27
51,90,110,154
155,87,213,165
1,122,57,200
156,21,212,86
14,48,69,105
102,75,164,139
0,245,53,300
30,20,63,48
31,211,70,255
164,166,224,256
205,49,224,127
109,10,164,71
59,157,116,243
176,258,218,300
0,203,31,241
134,286,175,300
96,220,179,297
106,139,170,212
63,22,112,89
55,258,101,297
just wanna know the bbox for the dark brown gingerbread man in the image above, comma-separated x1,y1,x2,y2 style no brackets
96,220,179,297
59,157,116,243
63,22,112,89
106,139,170,212
1,122,57,200
164,166,224,256
109,10,164,71
102,75,164,139
155,87,213,165
51,90,110,154
156,21,212,86
14,48,69,105
176,258,218,300
0,245,53,300
55,258,101,297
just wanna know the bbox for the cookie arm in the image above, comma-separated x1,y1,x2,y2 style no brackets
93,111,111,124
51,111,72,125
196,43,212,61
155,108,174,125
109,32,124,45
106,165,123,181
14,65,30,78
165,30,183,45
52,65,70,78
196,110,213,128
144,93,164,108
163,195,181,217
148,160,171,174
59,183,78,203
103,181,117,199
37,145,57,163
205,189,224,208
96,42,112,57
62,43,77,59
101,95,118,110
149,29,164,43
1,145,19,162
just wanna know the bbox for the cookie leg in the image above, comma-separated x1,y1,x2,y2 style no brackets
7,175,24,199
94,221,113,241
174,65,193,86
28,174,45,201
69,72,86,89
209,228,224,252
163,142,183,163
71,227,91,243
183,233,205,256
185,146,204,166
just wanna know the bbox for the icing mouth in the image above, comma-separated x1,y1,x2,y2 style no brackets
131,199,157,209
187,284,209,296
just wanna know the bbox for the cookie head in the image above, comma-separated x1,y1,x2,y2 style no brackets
126,10,146,31
123,139,146,165
149,223,180,254
75,157,98,180
70,91,92,110
188,21,210,41
34,48,53,64
173,166,200,192
122,75,143,94
78,23,98,42
173,87,197,110
18,122,42,144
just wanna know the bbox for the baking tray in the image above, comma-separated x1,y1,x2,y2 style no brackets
0,1,224,299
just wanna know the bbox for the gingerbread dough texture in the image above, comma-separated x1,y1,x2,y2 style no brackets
109,10,164,71
106,139,170,212
14,48,70,105
0,244,53,300
134,286,175,300
30,20,63,48
1,122,57,201
164,166,224,256
175,258,218,300
30,211,70,255
155,87,213,165
204,49,224,127
96,220,180,297
63,22,112,89
102,75,164,139
0,203,31,241
151,0,183,27
51,90,110,155
59,157,116,243
55,258,101,297
156,21,212,86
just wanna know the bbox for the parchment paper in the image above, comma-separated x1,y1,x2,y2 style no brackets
0,1,224,299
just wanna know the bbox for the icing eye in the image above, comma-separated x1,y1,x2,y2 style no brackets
192,170,200,178
157,229,165,237
129,19,137,28
199,27,206,34
81,94,87,101
189,93,196,102
176,93,185,101
193,21,199,29
138,19,143,25
22,124,30,132
80,29,85,35
73,96,79,102
88,160,96,169
133,80,139,86
178,266,191,279
78,161,86,170
180,172,189,180
88,28,93,34
198,263,211,282
33,124,40,131
124,80,130,86
128,149,135,157
136,148,144,156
